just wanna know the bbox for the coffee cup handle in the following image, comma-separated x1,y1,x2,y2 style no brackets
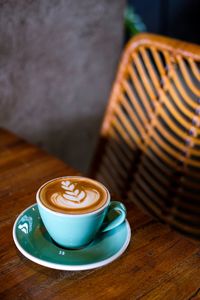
101,201,126,233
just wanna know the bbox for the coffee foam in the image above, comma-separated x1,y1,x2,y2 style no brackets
39,177,108,214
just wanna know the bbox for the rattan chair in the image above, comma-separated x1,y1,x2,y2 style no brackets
91,33,200,239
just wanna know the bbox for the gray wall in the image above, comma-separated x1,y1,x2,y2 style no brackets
0,0,125,173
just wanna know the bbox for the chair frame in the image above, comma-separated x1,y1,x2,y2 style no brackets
91,33,200,238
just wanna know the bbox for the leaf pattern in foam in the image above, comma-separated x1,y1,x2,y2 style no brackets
61,181,86,203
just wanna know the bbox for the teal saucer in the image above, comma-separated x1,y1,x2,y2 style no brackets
13,204,131,271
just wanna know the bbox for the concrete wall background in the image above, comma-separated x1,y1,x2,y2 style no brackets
0,0,125,173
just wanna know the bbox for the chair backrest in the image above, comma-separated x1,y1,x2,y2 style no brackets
91,33,200,239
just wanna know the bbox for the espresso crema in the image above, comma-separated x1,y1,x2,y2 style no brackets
39,177,108,214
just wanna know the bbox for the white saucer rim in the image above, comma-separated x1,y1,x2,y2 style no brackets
13,204,131,271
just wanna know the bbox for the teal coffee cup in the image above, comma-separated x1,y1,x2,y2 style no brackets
36,176,126,249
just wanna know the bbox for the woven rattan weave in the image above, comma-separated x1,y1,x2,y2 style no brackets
91,34,200,238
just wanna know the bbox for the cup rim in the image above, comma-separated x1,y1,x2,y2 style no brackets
36,176,111,217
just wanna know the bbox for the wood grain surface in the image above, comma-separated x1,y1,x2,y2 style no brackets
0,128,199,300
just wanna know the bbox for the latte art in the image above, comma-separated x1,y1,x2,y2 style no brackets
39,177,108,214
51,180,100,209
61,181,87,203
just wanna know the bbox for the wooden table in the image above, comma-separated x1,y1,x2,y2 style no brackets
0,128,200,300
